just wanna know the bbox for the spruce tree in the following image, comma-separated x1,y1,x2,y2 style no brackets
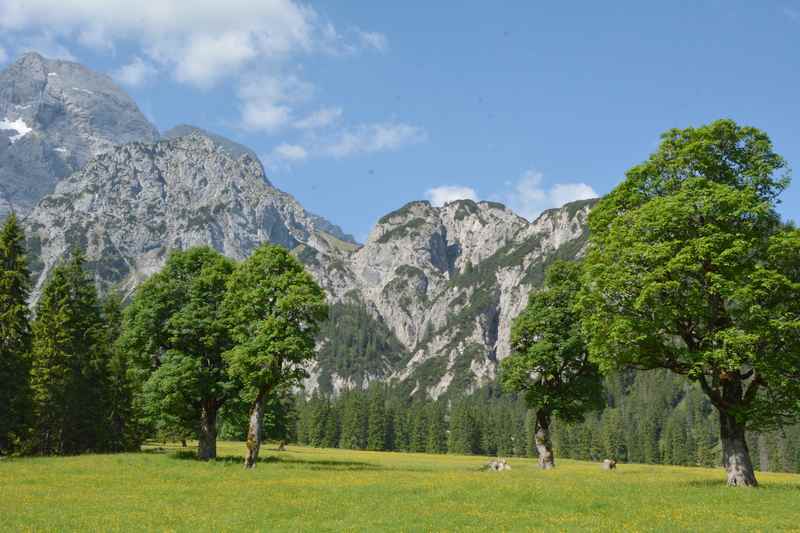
30,250,109,455
322,401,340,448
425,403,447,454
448,400,479,455
366,387,387,451
0,214,32,455
102,292,142,451
409,404,428,453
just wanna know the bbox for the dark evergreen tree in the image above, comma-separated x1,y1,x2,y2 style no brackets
447,400,479,455
0,214,32,455
366,386,387,451
29,250,110,455
339,391,367,449
102,292,142,451
409,403,428,453
425,403,447,454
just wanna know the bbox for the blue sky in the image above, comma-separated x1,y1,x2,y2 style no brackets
1,1,799,241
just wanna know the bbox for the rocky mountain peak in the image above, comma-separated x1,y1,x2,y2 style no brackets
0,52,159,216
25,132,353,300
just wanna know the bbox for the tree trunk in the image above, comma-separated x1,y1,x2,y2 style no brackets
244,392,266,469
719,410,757,487
534,410,555,470
197,402,218,461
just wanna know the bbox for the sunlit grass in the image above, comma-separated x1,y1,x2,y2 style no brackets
2,441,798,531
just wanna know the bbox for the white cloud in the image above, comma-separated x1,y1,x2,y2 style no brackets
503,170,597,220
112,56,157,87
0,0,362,87
294,107,342,130
549,183,597,209
265,120,426,165
425,186,478,207
237,74,314,132
322,122,426,158
272,143,308,161
358,30,388,52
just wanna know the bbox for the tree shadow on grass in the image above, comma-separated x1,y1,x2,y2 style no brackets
686,479,800,491
169,451,383,471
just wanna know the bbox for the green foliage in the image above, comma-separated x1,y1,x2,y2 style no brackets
581,119,800,432
447,400,480,455
0,214,32,454
316,299,408,394
366,386,388,451
338,390,368,449
29,250,110,454
223,244,328,402
102,292,144,451
501,260,604,423
121,246,236,443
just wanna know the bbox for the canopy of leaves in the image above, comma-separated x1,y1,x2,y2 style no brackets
501,260,604,422
580,119,800,430
223,244,328,401
120,246,236,434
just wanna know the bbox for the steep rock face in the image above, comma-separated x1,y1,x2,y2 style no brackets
23,129,594,399
9,53,595,398
0,52,159,216
163,125,355,244
25,134,358,300
304,197,594,399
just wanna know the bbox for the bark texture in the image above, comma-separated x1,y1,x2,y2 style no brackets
720,410,757,487
244,393,266,469
197,403,217,461
535,410,555,470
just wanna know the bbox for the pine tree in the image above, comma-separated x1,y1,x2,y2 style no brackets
0,214,32,455
409,404,428,453
339,392,367,449
425,403,447,454
30,250,110,455
448,400,479,455
392,407,410,452
322,401,340,448
366,387,387,451
102,292,142,451
601,408,626,462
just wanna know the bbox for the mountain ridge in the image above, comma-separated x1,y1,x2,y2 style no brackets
6,52,596,398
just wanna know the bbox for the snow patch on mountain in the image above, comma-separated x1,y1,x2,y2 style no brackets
0,117,32,143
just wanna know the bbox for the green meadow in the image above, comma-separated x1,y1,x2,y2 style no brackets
2,442,799,532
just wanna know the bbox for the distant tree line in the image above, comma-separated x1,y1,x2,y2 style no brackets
291,379,800,474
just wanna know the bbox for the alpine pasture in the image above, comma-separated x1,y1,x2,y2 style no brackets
2,442,798,532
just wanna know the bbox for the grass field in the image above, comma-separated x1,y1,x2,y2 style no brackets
2,442,799,532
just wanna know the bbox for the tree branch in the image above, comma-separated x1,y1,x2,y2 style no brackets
698,373,729,409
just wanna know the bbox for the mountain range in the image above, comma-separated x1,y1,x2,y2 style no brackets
2,53,593,398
